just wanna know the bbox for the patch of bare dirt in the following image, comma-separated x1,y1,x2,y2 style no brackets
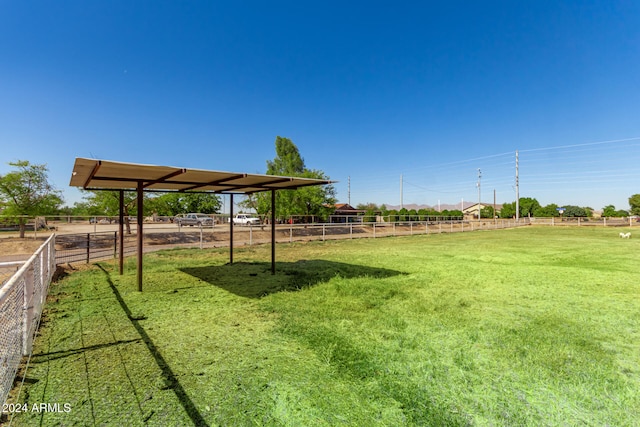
0,237,50,257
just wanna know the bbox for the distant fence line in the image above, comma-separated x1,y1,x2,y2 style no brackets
529,217,637,227
0,214,466,227
2,214,637,237
3,215,637,267
0,235,55,407
44,216,640,266
53,218,532,265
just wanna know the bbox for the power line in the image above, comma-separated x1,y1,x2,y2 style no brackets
518,136,640,153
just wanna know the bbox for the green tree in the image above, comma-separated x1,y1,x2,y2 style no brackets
150,193,221,216
500,202,516,218
519,197,541,218
584,207,594,218
267,136,305,175
398,208,409,221
533,203,559,217
499,198,541,218
442,209,463,217
480,205,494,219
241,137,336,221
363,209,377,223
602,205,629,217
602,205,616,217
0,160,63,237
82,190,141,233
563,205,588,217
629,194,640,216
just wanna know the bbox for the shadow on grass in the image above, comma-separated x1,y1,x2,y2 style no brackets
181,260,404,298
31,338,142,363
96,265,208,426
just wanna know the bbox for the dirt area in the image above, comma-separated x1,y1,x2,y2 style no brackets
0,237,51,257
0,220,503,260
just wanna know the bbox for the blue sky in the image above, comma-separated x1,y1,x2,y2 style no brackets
2,1,639,212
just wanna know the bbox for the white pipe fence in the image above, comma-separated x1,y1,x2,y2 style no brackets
0,235,56,407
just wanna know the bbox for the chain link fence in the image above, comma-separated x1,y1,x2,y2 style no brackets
0,235,55,407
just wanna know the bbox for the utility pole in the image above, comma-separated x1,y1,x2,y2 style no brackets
477,168,482,220
493,189,496,223
515,150,520,222
348,176,351,206
400,174,403,209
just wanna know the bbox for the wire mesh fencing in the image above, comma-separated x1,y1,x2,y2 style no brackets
0,235,56,407
55,231,133,265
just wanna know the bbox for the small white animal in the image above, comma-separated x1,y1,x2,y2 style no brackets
619,232,631,239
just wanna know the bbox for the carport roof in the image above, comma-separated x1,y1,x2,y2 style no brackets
69,157,334,194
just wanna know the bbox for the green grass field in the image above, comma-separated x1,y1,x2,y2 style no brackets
6,226,640,426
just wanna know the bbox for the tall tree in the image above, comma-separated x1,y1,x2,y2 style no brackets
241,137,335,221
0,160,63,237
629,194,640,216
267,136,305,175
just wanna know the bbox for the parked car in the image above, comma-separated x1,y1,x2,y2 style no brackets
174,213,214,227
231,214,261,226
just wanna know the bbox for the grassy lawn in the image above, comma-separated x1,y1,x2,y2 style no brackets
6,226,639,426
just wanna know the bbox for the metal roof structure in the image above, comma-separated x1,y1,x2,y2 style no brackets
69,158,335,291
70,157,333,193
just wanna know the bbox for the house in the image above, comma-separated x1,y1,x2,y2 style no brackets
327,203,367,223
463,203,502,220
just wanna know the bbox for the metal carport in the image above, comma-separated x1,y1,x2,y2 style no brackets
69,158,334,291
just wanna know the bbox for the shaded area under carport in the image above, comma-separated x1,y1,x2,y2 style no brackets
69,157,334,291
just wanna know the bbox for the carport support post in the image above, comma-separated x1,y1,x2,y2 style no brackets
118,190,124,275
271,190,276,275
229,194,234,264
137,182,143,292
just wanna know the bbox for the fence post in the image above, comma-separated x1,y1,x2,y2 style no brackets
249,223,253,246
450,221,453,233
290,223,293,243
86,233,90,264
350,223,353,239
393,222,396,236
425,222,428,234
322,224,325,241
373,223,376,238
23,263,35,355
113,231,117,259
410,222,413,235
